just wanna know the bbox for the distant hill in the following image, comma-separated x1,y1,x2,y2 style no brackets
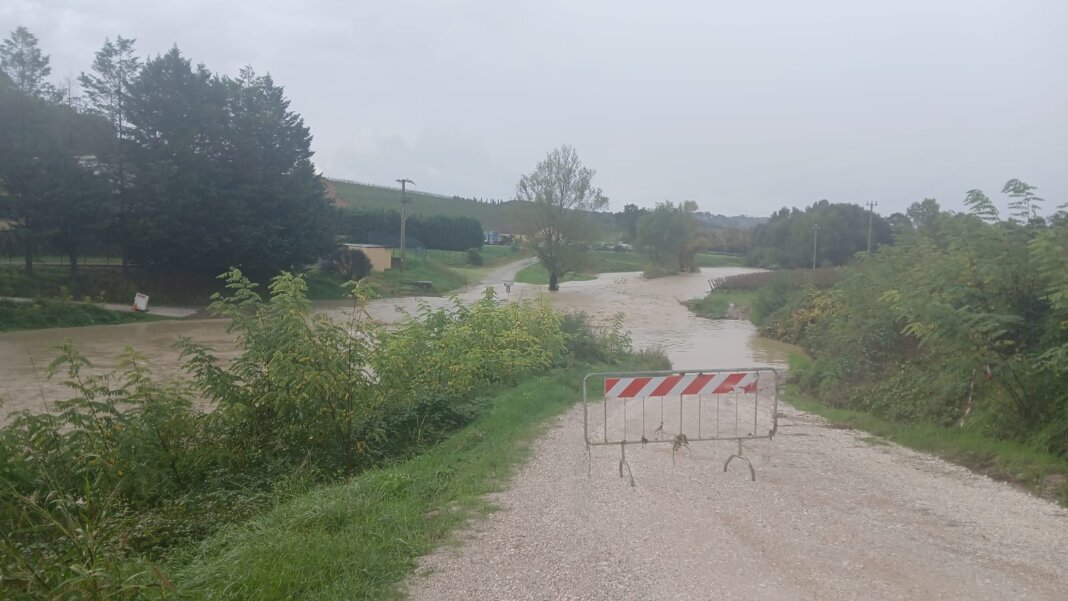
323,177,763,238
325,178,525,232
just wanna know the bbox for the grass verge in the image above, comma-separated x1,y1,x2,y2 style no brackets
305,261,470,300
514,250,646,286
785,385,1068,507
0,298,167,332
694,252,743,267
514,264,596,286
171,357,661,600
683,290,757,320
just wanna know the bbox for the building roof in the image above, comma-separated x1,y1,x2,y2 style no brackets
343,243,392,249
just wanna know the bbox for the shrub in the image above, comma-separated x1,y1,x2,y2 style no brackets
320,247,372,281
466,248,484,266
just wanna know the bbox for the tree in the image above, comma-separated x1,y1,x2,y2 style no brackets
0,26,60,273
0,26,54,99
906,198,940,230
636,200,700,273
746,201,892,268
218,66,334,274
79,36,140,272
516,145,608,291
1003,179,1044,223
615,203,646,242
125,46,226,270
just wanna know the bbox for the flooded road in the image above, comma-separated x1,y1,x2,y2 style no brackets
0,264,788,421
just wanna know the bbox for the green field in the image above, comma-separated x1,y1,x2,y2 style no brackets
326,179,622,237
0,298,167,332
695,252,743,267
514,250,646,285
683,290,758,319
327,179,525,232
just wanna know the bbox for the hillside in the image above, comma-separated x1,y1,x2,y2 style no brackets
325,178,526,232
324,178,621,238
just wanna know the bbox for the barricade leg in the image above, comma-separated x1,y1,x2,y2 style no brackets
619,442,635,487
723,439,756,481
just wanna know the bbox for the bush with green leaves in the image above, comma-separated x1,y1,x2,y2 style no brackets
762,181,1068,455
466,248,484,266
1,268,628,598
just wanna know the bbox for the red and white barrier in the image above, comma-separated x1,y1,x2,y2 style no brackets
603,371,757,399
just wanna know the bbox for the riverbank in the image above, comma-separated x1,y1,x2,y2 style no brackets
170,355,667,599
514,251,742,286
684,271,1068,507
0,297,169,332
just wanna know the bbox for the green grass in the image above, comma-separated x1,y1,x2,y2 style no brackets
0,298,167,332
171,356,662,600
683,290,758,319
785,385,1068,507
328,180,526,232
514,264,596,286
0,265,226,306
366,261,469,297
694,252,744,267
397,245,525,268
514,250,647,285
304,261,470,300
326,179,620,237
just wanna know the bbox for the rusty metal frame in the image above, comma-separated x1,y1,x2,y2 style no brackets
583,367,779,486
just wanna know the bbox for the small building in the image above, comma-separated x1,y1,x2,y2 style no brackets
342,243,393,272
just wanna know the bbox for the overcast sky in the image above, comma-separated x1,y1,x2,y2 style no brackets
3,0,1066,216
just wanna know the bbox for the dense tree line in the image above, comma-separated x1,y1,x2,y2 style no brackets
747,200,892,268
338,208,483,251
0,27,334,277
760,181,1068,456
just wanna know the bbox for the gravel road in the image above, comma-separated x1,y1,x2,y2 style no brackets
407,403,1068,600
406,271,1068,600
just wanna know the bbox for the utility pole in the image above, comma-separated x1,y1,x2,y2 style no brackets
396,178,415,270
866,201,878,253
812,223,819,269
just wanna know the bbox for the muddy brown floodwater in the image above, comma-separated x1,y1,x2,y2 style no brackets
0,265,777,421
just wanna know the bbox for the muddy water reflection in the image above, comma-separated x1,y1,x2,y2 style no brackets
0,267,797,422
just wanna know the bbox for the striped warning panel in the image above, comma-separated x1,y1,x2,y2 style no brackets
603,372,757,399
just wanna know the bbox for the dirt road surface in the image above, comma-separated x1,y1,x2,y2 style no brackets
405,271,1068,601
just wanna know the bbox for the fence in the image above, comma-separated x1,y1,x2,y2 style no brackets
583,367,780,485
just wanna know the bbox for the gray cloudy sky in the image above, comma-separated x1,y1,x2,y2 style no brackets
3,0,1066,216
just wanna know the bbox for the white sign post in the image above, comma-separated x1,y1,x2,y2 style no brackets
133,292,149,312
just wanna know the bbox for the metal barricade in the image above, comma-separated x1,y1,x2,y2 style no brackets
583,367,780,486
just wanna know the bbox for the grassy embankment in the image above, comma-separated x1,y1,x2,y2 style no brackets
0,298,166,332
2,246,524,315
685,270,1068,506
306,245,527,300
326,179,621,238
684,268,838,322
172,354,664,600
515,251,741,286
